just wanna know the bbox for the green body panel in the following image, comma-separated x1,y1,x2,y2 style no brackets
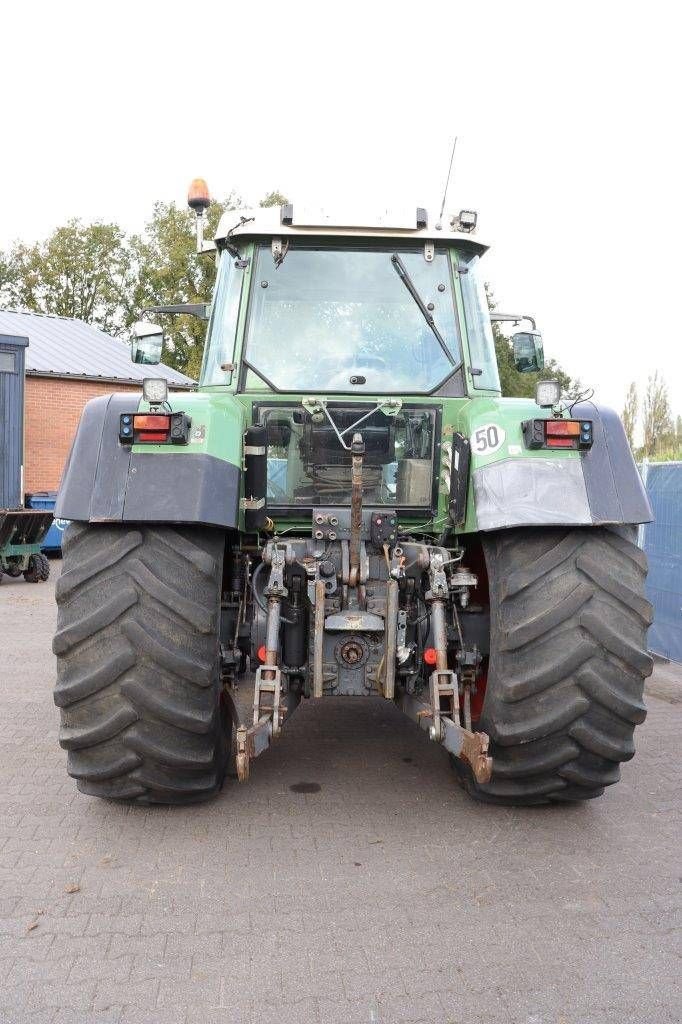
1,544,39,573
449,397,580,534
1,543,42,557
125,240,582,537
132,391,245,466
130,386,578,536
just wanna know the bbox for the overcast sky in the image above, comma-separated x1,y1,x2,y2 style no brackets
2,0,679,420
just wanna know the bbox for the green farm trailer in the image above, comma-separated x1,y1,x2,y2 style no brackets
0,334,51,584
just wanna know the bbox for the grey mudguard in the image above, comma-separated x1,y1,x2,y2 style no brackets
56,393,240,529
573,401,652,525
473,402,652,532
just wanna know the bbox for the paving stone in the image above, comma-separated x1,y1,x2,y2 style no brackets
0,566,679,1023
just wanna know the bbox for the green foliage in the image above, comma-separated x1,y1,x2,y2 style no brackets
1,191,288,380
0,250,16,298
485,287,578,398
493,327,576,398
621,382,638,448
129,195,241,379
622,375,681,461
259,191,289,208
2,220,134,335
641,371,679,459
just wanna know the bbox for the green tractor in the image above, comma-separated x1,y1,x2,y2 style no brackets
52,184,653,806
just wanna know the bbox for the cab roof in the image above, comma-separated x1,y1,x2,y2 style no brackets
214,204,489,253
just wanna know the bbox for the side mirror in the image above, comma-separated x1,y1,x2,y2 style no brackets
512,331,544,374
130,321,164,365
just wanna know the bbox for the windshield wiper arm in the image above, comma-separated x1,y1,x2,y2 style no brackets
390,253,455,365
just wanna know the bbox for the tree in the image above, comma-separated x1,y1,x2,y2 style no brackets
131,190,288,379
259,191,289,208
642,371,673,457
130,197,234,379
0,249,15,303
3,220,134,336
622,381,638,449
486,287,577,398
1,190,288,381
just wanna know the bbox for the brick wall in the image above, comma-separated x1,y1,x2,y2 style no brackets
24,376,141,493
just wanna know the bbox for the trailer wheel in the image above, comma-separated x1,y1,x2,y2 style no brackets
23,552,50,582
452,526,653,805
53,524,230,805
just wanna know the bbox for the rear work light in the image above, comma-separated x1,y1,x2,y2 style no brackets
119,412,191,445
522,418,593,451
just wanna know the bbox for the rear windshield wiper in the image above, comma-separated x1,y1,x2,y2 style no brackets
390,253,455,366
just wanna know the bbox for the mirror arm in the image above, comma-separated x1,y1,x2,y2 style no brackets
490,313,537,330
143,303,209,321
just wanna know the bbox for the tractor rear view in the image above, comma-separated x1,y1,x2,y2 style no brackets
52,187,653,806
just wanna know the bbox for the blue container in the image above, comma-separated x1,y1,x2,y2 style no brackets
26,492,68,553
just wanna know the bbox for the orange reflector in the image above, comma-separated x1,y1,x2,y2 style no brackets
546,437,574,448
133,414,170,430
257,645,267,663
423,647,438,666
138,430,169,443
546,420,581,437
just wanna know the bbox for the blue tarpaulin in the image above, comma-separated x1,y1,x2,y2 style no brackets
640,461,682,662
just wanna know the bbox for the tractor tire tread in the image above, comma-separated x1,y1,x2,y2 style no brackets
53,523,228,805
453,526,650,805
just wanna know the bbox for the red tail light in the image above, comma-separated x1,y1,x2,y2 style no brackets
132,414,170,443
546,437,575,447
119,411,191,446
133,414,170,431
523,418,593,450
138,431,169,443
545,420,581,437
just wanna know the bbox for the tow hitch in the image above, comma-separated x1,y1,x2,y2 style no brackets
397,684,492,784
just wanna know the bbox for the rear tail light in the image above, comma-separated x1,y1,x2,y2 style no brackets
546,436,575,448
522,418,593,450
133,414,170,443
133,414,170,431
119,412,191,445
545,420,581,437
138,430,169,443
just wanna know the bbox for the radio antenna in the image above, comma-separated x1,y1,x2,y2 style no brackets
435,137,458,230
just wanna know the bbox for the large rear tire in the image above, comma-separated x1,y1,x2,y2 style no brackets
453,526,653,805
53,523,230,805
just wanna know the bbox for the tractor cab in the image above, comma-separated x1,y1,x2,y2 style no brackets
197,203,504,529
201,202,500,396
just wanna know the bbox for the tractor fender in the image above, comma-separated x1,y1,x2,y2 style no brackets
471,401,652,531
55,393,241,529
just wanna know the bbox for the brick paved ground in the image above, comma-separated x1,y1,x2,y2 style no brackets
0,564,679,1024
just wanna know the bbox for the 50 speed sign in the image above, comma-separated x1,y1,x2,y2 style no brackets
470,423,506,455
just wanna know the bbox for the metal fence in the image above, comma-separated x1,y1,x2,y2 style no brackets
640,460,682,662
